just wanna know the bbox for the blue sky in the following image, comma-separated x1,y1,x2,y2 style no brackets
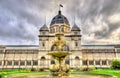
0,0,120,45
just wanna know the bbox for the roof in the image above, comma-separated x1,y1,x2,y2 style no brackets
50,10,69,26
39,24,49,31
71,24,80,31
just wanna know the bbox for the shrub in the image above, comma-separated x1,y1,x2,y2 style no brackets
110,60,120,69
31,68,36,72
39,68,44,72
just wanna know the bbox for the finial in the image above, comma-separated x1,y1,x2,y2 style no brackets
58,10,61,15
45,15,46,25
73,8,77,26
43,15,47,26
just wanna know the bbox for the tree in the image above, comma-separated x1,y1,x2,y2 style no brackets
110,60,120,69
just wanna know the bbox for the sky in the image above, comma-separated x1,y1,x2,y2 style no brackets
0,0,120,45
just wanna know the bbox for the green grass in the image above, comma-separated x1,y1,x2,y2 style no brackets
86,69,120,78
69,69,120,78
0,69,50,78
0,69,120,78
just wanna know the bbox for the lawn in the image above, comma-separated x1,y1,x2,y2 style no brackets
0,69,50,78
0,69,120,78
86,69,120,78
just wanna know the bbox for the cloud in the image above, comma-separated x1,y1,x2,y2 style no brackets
108,13,120,23
0,0,120,45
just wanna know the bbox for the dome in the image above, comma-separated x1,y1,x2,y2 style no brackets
39,24,49,31
50,11,69,26
71,24,80,31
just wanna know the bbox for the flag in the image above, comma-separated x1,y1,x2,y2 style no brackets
59,4,63,7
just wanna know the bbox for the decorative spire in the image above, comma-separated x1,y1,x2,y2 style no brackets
43,15,47,26
73,13,77,27
58,10,61,15
45,15,46,25
73,8,77,26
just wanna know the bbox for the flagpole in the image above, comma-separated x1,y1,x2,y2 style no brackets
59,5,60,11
59,4,63,11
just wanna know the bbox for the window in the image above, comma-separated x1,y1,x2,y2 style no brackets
3,61,6,65
42,42,45,47
8,61,12,66
51,60,55,64
89,60,94,65
83,60,87,65
33,60,38,65
74,32,78,35
61,27,64,32
75,56,80,60
40,56,46,66
14,61,19,65
95,60,100,65
62,45,69,51
102,60,107,65
0,50,3,54
108,60,111,65
75,41,78,47
0,61,2,65
65,60,70,64
27,61,31,65
53,28,55,33
42,32,46,35
51,44,57,51
20,61,25,66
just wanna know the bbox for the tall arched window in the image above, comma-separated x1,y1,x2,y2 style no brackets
51,44,57,51
75,56,80,66
40,56,46,67
61,27,64,32
62,45,69,51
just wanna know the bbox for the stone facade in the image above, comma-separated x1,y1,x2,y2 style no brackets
0,10,120,69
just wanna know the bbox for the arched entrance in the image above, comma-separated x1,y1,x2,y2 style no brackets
40,56,46,68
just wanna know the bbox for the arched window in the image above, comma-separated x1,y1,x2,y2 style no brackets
53,28,55,33
51,44,57,51
40,56,46,67
65,60,70,64
41,56,46,60
75,56,80,66
61,27,64,32
65,57,70,64
75,56,80,60
62,45,69,51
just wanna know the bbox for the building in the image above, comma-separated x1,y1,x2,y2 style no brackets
0,10,120,69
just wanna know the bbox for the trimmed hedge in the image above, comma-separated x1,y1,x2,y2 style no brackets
110,60,120,69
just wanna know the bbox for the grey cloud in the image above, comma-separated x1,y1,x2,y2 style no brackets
0,0,120,45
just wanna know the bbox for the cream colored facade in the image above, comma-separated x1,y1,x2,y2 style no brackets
0,10,120,69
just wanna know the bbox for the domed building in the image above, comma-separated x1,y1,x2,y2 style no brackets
0,10,120,69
